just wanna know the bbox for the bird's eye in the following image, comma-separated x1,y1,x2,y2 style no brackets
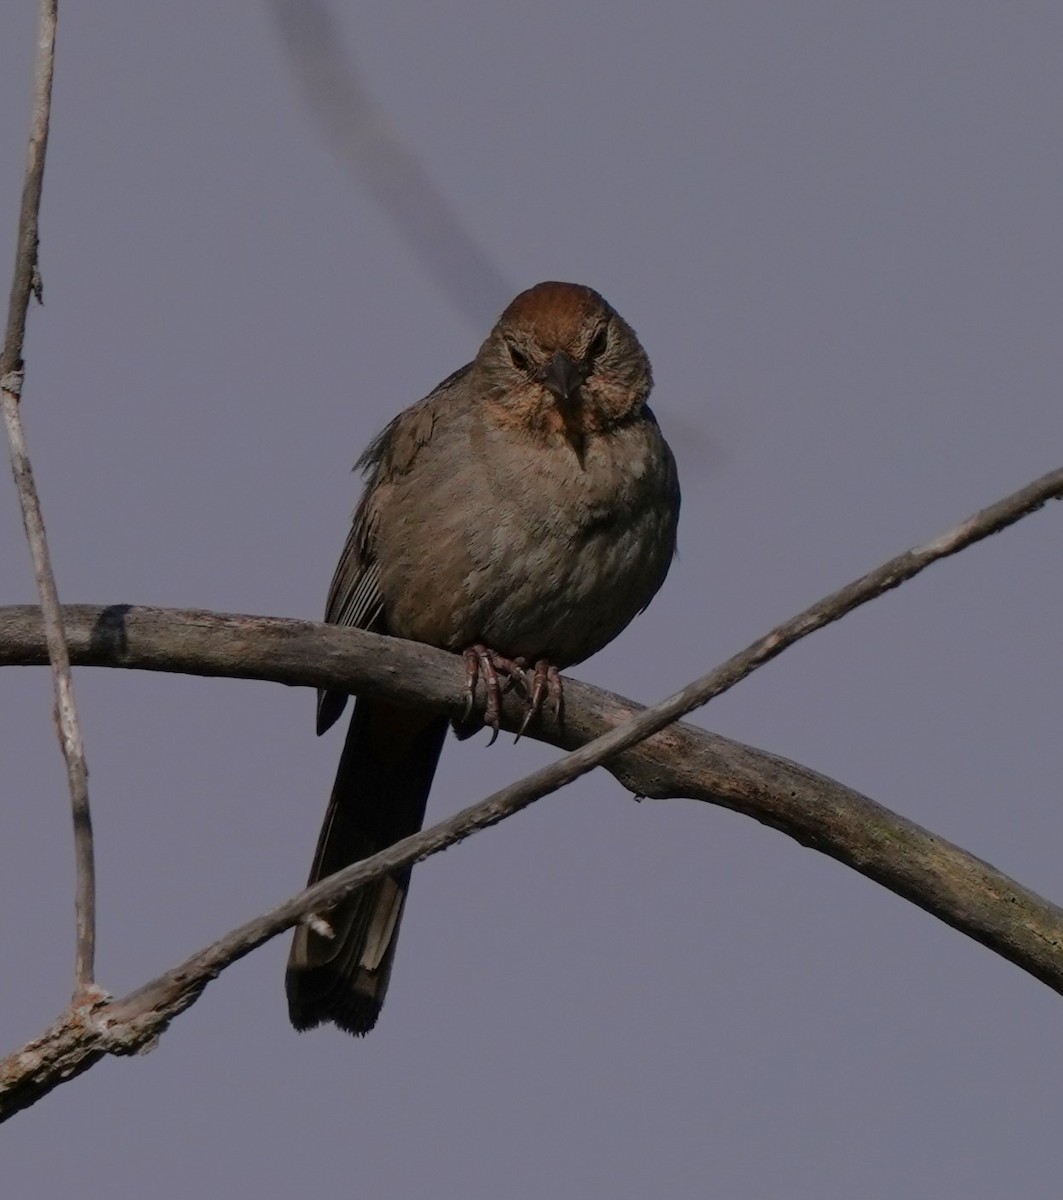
588,325,609,358
508,343,530,371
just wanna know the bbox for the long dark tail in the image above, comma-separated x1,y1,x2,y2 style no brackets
286,700,448,1035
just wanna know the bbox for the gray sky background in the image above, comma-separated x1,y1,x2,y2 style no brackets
2,3,1062,1196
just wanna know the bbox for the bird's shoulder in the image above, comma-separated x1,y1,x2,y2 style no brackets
356,362,474,481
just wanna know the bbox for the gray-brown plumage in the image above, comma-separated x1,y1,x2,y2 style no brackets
286,281,680,1035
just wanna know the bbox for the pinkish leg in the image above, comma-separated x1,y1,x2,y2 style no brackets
462,645,529,745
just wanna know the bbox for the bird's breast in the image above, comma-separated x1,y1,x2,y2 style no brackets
376,412,678,665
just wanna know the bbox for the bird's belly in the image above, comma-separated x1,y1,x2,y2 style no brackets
463,509,663,664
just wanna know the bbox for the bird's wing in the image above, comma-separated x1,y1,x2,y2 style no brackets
316,363,474,733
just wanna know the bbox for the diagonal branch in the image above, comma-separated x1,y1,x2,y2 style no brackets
0,464,1060,1118
0,0,97,994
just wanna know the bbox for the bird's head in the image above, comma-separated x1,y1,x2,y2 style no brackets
475,281,653,451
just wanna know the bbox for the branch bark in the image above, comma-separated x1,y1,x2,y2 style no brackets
0,0,97,995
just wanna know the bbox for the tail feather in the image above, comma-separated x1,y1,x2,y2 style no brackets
286,700,448,1035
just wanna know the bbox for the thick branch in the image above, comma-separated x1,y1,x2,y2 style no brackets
0,0,96,993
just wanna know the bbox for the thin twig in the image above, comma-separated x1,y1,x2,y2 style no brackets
0,0,96,993
0,465,1059,1118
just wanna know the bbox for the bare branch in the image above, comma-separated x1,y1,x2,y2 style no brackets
0,465,1060,1117
1,3,54,368
0,0,96,994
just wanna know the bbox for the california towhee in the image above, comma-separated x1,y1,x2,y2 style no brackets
286,281,680,1035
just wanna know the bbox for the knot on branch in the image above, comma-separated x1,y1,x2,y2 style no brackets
0,369,24,397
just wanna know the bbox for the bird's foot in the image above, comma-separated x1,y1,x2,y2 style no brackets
462,645,526,744
461,647,562,744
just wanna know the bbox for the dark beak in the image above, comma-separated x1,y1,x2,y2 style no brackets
538,351,587,403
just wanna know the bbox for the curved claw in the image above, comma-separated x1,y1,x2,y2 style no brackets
549,664,563,722
514,659,563,742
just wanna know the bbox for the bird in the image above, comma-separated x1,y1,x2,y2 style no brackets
286,281,680,1035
